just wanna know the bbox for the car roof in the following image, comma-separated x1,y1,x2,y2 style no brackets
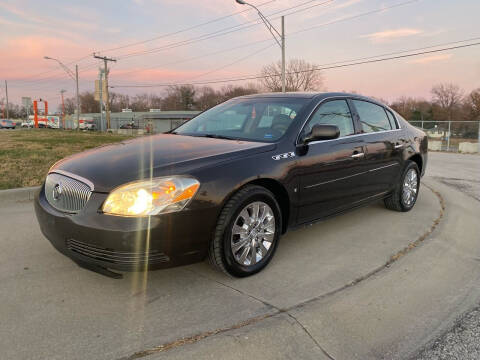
236,92,383,103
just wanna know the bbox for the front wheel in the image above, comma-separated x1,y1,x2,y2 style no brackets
384,160,420,212
209,185,282,277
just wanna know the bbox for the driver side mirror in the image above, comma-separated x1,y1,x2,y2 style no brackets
303,124,340,143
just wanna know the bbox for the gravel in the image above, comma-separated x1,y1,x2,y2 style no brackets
414,305,480,360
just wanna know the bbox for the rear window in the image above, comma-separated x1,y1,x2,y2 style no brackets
352,100,392,133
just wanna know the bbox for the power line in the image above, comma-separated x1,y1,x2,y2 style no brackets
110,41,480,88
113,0,426,79
290,0,419,36
185,42,277,82
112,0,416,61
8,0,333,86
115,0,336,60
96,0,277,54
115,37,275,78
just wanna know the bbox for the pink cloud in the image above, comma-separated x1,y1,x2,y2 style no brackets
408,53,453,64
360,28,423,42
0,36,94,79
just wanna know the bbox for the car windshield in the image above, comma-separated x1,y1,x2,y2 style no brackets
173,97,309,142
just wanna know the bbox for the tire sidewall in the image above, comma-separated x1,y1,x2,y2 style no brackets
222,190,282,277
400,162,420,211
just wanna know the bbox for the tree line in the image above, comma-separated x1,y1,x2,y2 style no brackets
3,59,479,127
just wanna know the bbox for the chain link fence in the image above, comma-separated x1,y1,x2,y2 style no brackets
409,121,480,153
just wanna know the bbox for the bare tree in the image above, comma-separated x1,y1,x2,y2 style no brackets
196,86,219,111
220,83,259,101
260,59,324,92
431,83,464,121
464,88,480,120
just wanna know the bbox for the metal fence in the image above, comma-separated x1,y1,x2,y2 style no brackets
409,120,480,153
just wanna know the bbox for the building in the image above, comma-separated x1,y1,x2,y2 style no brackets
65,110,200,133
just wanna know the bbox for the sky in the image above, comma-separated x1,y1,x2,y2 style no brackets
0,0,479,110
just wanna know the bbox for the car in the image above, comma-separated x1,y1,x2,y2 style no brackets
21,120,34,128
35,92,427,278
0,119,15,129
119,122,139,129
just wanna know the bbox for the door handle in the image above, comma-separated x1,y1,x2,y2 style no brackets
351,152,365,158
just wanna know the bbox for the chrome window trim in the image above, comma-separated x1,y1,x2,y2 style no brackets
49,169,95,191
296,96,402,146
304,128,403,146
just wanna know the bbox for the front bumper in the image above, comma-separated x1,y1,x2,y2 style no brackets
34,185,217,272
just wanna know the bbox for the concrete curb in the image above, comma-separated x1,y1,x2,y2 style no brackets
0,186,40,203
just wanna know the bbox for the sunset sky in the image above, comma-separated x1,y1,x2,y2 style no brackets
1,0,479,110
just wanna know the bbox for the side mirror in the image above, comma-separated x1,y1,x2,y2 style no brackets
304,124,340,143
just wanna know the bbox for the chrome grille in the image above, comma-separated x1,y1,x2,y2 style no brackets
66,239,170,266
45,172,92,213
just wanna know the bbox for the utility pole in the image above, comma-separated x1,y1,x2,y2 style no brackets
98,68,104,131
5,80,9,119
93,54,116,130
281,16,285,93
60,90,66,129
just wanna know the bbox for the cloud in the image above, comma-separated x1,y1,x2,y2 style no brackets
360,28,423,42
408,53,453,64
334,0,363,10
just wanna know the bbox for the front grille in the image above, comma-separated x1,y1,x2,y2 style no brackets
45,172,92,213
66,239,170,266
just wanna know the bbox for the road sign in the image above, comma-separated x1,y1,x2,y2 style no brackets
94,80,107,102
22,97,32,108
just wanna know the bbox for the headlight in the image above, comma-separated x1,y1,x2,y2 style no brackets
102,176,200,216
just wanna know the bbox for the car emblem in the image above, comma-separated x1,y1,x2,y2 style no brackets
53,183,63,201
272,152,295,161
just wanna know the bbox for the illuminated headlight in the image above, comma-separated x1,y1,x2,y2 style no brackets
102,177,200,216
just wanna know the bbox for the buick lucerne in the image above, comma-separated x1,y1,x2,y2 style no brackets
35,93,427,277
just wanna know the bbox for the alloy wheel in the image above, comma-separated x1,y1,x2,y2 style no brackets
230,201,275,266
402,168,418,207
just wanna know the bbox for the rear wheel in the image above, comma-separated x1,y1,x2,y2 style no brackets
209,185,282,277
384,160,420,212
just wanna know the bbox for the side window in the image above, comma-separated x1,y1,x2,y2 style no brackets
385,109,398,129
305,100,354,138
352,100,392,133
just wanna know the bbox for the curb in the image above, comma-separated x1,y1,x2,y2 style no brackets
0,186,40,203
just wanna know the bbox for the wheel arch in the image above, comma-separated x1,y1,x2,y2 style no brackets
408,153,423,174
220,178,291,234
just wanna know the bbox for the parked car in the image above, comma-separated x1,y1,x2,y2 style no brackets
79,119,96,130
35,92,427,278
21,120,34,128
120,122,139,129
0,119,15,129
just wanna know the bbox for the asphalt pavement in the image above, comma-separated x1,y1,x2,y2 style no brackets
0,152,479,360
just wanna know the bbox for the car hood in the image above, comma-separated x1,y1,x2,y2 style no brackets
50,134,276,192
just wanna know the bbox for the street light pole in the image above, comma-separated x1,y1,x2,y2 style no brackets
235,0,286,92
44,56,80,129
75,65,80,130
60,89,66,129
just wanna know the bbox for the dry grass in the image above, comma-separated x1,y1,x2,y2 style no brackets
0,129,134,190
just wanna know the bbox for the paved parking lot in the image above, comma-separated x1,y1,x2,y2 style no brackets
0,152,479,360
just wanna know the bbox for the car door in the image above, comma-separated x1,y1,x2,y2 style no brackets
350,99,403,197
296,98,370,224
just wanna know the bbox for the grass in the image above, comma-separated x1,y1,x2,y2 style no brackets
0,129,134,190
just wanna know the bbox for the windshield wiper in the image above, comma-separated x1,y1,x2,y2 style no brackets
201,134,236,140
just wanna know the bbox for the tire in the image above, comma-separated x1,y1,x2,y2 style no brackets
209,185,282,277
384,160,420,212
